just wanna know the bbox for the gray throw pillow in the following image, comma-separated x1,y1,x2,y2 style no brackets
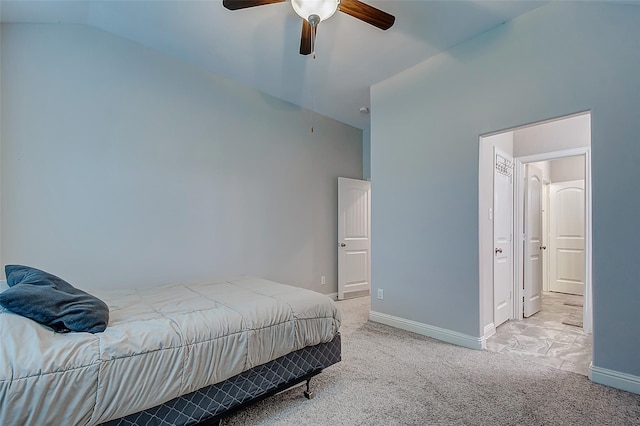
0,264,109,333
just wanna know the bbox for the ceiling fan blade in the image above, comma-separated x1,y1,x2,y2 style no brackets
299,19,317,55
338,0,395,30
222,0,285,11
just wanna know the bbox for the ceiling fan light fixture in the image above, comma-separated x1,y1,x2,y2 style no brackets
291,0,339,23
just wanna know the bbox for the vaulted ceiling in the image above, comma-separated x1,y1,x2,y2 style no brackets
1,1,546,129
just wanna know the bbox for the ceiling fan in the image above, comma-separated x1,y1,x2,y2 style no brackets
222,0,395,56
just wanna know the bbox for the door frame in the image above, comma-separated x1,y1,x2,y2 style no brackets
514,147,592,333
542,181,550,292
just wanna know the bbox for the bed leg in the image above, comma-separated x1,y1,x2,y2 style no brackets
303,379,314,399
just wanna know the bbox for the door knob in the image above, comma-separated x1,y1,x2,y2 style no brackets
540,246,547,250
495,248,503,254
339,243,346,248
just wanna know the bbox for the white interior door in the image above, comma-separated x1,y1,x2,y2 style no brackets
338,177,371,300
493,148,513,327
549,180,585,295
524,165,543,317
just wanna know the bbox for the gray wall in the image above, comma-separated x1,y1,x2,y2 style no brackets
371,2,640,378
550,157,585,183
0,24,363,293
513,113,591,157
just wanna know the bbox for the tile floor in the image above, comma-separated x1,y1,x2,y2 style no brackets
486,291,593,376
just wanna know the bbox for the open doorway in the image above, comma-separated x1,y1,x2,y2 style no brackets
479,112,592,375
516,154,590,327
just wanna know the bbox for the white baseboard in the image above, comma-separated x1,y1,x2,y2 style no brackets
369,311,484,350
482,322,496,344
590,364,640,395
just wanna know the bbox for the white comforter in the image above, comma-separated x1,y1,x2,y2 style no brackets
0,277,341,425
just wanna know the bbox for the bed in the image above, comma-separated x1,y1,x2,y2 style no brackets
0,275,342,425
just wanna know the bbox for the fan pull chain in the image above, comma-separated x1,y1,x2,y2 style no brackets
311,42,317,133
307,15,320,132
310,65,316,133
308,14,320,60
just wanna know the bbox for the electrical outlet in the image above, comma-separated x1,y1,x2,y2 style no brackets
321,276,326,285
377,289,384,300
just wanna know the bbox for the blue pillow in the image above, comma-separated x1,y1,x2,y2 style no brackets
0,265,109,333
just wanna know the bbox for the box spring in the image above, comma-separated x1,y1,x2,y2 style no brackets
103,333,341,426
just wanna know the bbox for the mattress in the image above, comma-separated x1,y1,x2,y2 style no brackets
0,277,341,425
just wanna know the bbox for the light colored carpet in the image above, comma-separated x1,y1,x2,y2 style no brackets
223,297,640,425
